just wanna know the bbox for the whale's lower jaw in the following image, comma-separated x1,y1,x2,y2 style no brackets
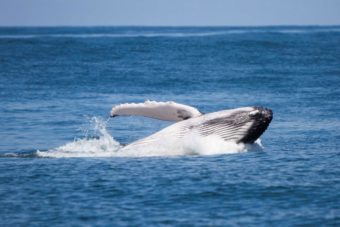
237,107,273,144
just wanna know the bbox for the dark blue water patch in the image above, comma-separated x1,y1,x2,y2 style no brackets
0,153,339,226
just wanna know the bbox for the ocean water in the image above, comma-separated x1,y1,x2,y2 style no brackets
0,26,339,226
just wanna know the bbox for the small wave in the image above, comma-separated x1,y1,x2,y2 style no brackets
0,32,229,39
0,151,40,158
1,28,339,39
32,116,263,158
276,28,340,34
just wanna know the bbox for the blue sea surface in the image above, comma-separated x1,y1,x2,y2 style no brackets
0,26,339,225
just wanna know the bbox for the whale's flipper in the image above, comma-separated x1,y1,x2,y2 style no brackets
110,100,202,121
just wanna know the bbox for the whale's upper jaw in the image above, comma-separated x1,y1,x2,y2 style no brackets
238,107,273,144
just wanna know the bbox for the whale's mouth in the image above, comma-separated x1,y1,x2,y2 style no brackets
238,107,273,144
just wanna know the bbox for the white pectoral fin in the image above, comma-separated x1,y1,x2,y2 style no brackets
110,100,202,121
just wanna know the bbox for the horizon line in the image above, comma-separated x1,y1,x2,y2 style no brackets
1,24,340,28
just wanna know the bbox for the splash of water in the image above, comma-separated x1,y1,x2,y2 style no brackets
37,117,122,158
36,116,263,158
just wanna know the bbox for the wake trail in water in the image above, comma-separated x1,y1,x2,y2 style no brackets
32,117,263,158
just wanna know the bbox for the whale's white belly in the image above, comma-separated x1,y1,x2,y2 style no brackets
122,107,271,152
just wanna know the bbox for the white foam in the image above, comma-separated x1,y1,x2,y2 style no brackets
37,117,122,158
36,116,263,158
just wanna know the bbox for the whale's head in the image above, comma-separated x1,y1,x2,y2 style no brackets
199,106,273,144
238,107,273,143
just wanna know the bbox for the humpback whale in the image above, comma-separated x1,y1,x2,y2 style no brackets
110,101,273,150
